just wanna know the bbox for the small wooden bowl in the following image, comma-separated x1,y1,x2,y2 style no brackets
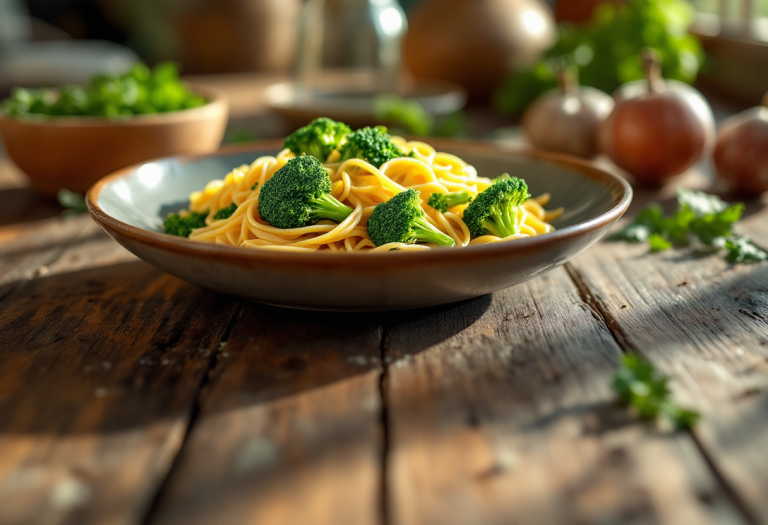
0,87,228,195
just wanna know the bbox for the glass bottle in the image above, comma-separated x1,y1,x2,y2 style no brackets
294,0,408,94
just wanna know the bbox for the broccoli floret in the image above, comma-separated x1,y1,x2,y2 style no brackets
164,210,208,237
258,155,354,228
428,191,473,213
213,202,237,220
283,117,351,161
462,176,530,238
339,126,405,168
367,189,455,247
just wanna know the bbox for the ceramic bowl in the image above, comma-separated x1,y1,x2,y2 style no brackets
87,139,631,311
0,87,228,195
265,78,466,129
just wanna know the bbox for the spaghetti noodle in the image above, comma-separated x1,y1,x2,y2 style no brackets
178,137,563,252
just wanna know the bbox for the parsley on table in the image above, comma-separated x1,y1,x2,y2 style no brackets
57,189,88,217
613,354,700,430
611,189,767,264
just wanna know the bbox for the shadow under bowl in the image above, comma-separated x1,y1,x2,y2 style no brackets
87,139,631,311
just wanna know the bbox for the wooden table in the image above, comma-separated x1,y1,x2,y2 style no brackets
1,87,768,525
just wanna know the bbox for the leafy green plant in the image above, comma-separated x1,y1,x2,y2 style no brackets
494,0,703,114
613,354,700,429
611,189,767,263
373,94,467,137
57,189,88,217
1,62,207,118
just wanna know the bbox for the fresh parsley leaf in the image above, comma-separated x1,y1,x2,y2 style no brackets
1,61,206,118
610,223,652,242
725,236,768,264
494,0,703,114
374,94,433,136
677,188,729,215
648,233,672,252
213,202,238,221
612,189,761,264
688,203,744,245
57,189,88,216
613,354,700,430
611,203,663,242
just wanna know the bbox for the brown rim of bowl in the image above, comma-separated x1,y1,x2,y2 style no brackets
0,86,228,127
86,138,632,269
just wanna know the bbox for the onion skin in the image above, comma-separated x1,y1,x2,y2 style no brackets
714,106,768,196
598,52,715,184
523,86,614,159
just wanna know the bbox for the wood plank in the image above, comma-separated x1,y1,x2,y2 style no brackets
0,221,240,525
147,304,383,525
385,269,744,525
567,186,768,523
0,156,89,302
0,215,91,302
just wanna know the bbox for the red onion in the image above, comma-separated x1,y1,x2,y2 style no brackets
598,50,715,184
714,93,768,196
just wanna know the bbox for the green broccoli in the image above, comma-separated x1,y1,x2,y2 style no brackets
283,117,351,161
164,210,208,237
462,177,530,238
367,189,455,247
428,191,473,213
339,126,405,168
258,155,354,229
213,202,238,220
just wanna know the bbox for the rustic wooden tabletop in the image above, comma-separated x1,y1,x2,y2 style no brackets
0,80,767,525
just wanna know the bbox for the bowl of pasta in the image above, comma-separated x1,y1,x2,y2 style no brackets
87,119,631,310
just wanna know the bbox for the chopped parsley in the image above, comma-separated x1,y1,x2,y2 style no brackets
613,354,700,430
611,189,766,263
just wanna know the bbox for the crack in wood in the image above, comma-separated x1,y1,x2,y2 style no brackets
565,263,637,353
563,262,761,525
139,301,244,525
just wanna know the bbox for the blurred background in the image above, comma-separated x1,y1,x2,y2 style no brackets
1,0,767,141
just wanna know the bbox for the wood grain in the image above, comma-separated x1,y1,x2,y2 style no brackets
384,269,744,525
0,222,240,525
147,304,384,525
0,160,87,301
567,187,768,523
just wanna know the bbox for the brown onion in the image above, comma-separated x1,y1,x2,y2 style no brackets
522,69,614,159
598,50,715,184
713,93,768,196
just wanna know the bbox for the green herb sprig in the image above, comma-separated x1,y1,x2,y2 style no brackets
1,62,206,118
611,189,767,264
613,354,700,430
57,189,88,217
494,0,703,114
373,94,467,138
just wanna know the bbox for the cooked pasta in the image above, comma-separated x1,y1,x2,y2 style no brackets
174,137,563,252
